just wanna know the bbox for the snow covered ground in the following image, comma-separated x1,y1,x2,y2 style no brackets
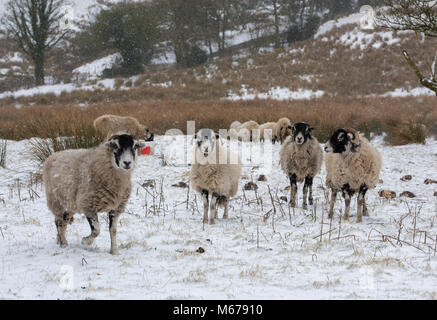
0,135,437,299
225,86,325,101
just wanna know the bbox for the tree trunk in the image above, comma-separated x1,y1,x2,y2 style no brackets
34,53,45,86
273,0,281,49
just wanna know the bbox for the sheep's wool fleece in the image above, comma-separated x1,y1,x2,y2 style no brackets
325,135,382,191
190,144,242,198
275,118,292,142
43,145,132,216
259,122,277,138
279,136,323,182
237,120,258,138
94,115,145,140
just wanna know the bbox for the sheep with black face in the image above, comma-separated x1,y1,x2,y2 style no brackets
43,133,140,254
279,122,323,209
190,129,241,224
325,128,382,222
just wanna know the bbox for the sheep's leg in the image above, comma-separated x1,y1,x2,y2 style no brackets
303,176,313,210
82,213,100,246
222,197,229,219
363,197,369,216
209,193,218,224
328,189,337,219
201,190,209,224
341,184,352,221
289,174,297,208
55,212,71,248
108,210,121,255
357,185,368,222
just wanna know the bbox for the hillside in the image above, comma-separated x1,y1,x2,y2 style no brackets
0,11,436,145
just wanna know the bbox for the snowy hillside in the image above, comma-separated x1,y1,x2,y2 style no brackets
1,136,437,299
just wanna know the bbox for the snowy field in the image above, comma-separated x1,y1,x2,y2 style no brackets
0,136,437,299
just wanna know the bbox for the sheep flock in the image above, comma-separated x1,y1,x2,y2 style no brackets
42,114,384,254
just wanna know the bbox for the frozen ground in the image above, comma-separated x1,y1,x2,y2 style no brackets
0,136,437,299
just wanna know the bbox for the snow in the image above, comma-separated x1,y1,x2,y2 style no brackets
315,13,364,38
381,87,436,98
72,53,122,81
226,86,325,101
0,80,118,100
0,136,437,299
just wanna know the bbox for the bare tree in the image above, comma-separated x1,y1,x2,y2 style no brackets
377,0,437,95
2,0,69,85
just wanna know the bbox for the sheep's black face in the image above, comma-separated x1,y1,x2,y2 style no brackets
107,134,140,171
325,129,349,154
292,122,313,145
194,129,218,158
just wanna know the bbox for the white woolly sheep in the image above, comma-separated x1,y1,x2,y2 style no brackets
275,117,292,144
325,128,382,222
94,114,154,141
280,122,323,209
229,121,242,140
190,129,242,224
259,122,277,143
238,120,260,142
43,134,140,254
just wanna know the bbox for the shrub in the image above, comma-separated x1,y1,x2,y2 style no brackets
385,121,427,146
182,46,208,68
89,1,160,75
287,16,321,44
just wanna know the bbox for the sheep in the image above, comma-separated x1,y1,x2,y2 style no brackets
190,129,242,224
275,117,292,144
94,114,154,141
324,128,382,222
43,133,140,254
259,122,278,143
238,120,260,142
229,121,242,140
279,122,323,209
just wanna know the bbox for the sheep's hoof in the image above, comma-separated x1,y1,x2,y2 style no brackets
57,237,68,247
343,215,349,221
81,236,94,246
58,241,68,248
110,248,120,255
357,217,363,223
309,198,313,205
208,219,215,225
289,201,296,208
223,214,228,219
302,204,308,210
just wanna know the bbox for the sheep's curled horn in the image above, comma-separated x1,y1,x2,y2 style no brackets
344,128,361,148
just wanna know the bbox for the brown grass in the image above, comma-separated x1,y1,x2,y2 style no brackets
0,96,435,146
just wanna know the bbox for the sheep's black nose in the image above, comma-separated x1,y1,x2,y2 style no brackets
324,146,328,151
123,161,131,168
